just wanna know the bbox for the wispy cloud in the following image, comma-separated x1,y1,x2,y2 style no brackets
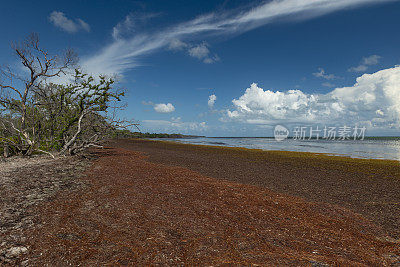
81,0,395,76
322,82,335,87
112,15,135,40
313,68,336,80
348,55,381,72
49,11,90,33
168,39,219,63
112,13,160,40
168,39,188,51
141,100,154,106
188,42,219,64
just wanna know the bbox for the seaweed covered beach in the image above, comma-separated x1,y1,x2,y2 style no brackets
1,139,400,265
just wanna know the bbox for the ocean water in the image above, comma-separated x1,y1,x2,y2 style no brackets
163,137,400,161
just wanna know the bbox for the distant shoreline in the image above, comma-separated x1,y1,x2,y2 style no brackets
150,136,400,162
194,136,400,140
144,138,400,163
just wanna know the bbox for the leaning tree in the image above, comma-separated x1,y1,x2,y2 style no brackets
0,33,75,156
34,69,132,155
0,34,137,157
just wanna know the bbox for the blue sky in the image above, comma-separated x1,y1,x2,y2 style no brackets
1,0,400,136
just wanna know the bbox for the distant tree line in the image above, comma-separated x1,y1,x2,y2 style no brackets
111,130,202,139
0,34,136,157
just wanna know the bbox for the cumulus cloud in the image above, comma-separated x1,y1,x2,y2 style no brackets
348,55,381,72
49,11,90,33
142,119,207,134
208,94,217,108
81,0,393,76
225,66,400,129
313,68,336,80
154,103,175,113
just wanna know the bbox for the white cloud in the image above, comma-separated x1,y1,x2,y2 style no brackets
168,39,189,51
112,13,160,40
203,54,220,64
81,0,393,76
227,83,319,123
169,40,219,63
154,103,175,113
186,42,219,64
171,116,182,122
112,15,135,40
362,55,381,65
141,100,154,106
349,65,368,72
322,82,335,87
348,55,381,72
313,68,336,80
225,66,400,129
49,11,90,33
77,19,90,32
142,101,175,113
188,43,210,59
208,94,217,107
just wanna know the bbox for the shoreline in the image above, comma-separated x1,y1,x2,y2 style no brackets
145,138,400,165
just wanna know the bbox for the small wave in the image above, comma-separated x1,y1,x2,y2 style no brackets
208,142,227,145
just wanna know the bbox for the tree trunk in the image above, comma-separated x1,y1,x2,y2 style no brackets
60,110,88,155
3,144,10,158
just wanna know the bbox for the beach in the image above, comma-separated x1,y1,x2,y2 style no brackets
1,139,400,265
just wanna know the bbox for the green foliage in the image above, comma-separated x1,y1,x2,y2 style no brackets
32,69,125,154
1,68,127,156
110,130,202,139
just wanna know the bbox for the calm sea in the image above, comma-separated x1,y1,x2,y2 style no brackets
162,137,400,161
